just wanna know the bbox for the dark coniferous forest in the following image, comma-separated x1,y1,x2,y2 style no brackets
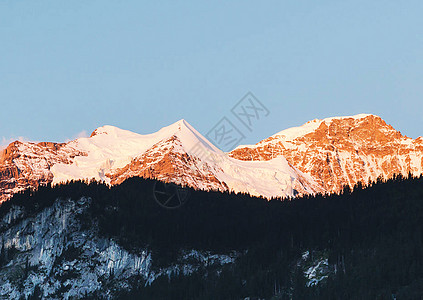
2,174,423,299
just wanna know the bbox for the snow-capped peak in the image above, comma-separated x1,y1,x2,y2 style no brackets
49,120,225,185
46,120,317,198
271,113,375,140
231,114,377,151
154,119,221,153
51,120,212,185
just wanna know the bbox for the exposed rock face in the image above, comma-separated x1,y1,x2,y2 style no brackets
0,142,85,202
230,114,423,194
0,197,237,298
107,135,228,191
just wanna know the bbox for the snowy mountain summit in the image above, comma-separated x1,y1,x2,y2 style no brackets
0,120,318,202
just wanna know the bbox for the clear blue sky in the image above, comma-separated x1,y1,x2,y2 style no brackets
1,1,422,148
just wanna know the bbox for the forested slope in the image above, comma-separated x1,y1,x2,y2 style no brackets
1,174,422,299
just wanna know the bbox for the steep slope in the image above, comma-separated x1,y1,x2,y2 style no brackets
230,114,423,193
0,120,317,202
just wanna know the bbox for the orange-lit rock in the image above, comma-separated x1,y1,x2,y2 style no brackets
0,141,86,202
230,114,423,193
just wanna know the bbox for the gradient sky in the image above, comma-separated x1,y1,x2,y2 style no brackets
1,1,422,149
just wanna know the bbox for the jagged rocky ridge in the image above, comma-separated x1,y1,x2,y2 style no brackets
231,114,423,194
0,142,85,202
1,114,422,203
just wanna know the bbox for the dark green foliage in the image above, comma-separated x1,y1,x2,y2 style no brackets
2,174,423,299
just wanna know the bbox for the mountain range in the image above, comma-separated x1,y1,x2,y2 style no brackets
1,114,422,202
